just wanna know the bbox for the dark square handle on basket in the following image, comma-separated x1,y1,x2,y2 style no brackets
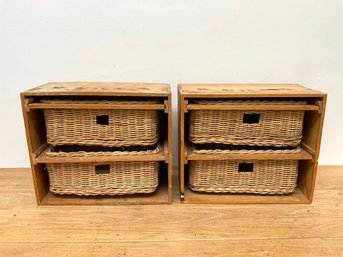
243,113,260,124
96,115,109,125
95,164,110,174
238,162,254,172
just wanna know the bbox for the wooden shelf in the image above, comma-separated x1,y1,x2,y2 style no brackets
41,173,170,205
34,141,168,164
23,82,171,97
185,144,313,162
183,186,310,204
186,103,320,112
178,84,326,98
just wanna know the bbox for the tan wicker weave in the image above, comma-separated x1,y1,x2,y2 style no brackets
189,100,306,147
191,145,301,155
189,159,298,194
47,161,159,196
43,99,159,147
46,145,161,157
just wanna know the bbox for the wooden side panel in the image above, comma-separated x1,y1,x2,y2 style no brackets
167,94,173,203
21,94,49,204
178,89,185,199
301,96,327,159
297,160,317,201
32,164,49,204
23,110,46,155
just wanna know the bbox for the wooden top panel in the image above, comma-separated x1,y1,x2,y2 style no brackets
178,84,326,98
22,82,171,97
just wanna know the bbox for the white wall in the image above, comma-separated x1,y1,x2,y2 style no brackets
0,0,342,167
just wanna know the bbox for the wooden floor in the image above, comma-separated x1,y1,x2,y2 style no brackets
0,166,343,257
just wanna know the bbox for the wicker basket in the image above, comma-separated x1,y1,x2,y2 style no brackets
47,161,159,196
189,150,299,194
43,99,159,147
189,100,306,147
45,145,160,196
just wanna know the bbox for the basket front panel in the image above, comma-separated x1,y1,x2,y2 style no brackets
189,110,305,146
44,109,159,146
47,162,159,195
189,160,298,194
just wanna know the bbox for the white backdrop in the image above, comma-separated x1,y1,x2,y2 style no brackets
0,0,342,167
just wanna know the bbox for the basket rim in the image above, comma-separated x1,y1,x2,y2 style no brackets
191,99,307,105
46,144,161,157
41,99,160,105
191,145,302,154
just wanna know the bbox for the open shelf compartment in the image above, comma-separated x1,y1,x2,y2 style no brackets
35,162,170,205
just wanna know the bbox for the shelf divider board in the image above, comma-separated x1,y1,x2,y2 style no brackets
185,145,313,162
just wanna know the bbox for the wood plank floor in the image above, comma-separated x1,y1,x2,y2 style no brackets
0,166,343,257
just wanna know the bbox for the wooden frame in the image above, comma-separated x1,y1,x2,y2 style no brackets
21,82,173,205
178,84,326,204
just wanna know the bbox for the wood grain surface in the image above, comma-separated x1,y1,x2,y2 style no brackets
178,84,326,97
0,166,342,256
23,82,170,96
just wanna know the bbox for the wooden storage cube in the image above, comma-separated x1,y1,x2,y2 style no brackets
21,82,173,205
189,100,306,147
179,84,326,204
47,161,159,196
43,99,159,147
189,159,298,194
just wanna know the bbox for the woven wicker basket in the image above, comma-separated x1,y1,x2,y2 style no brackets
189,100,306,147
43,99,159,147
45,145,160,196
47,161,159,196
189,156,299,195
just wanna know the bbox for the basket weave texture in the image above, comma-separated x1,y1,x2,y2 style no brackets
189,158,298,194
46,145,161,157
47,161,159,196
189,100,306,147
43,100,159,147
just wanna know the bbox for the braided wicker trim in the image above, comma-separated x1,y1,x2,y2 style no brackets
190,138,302,147
192,99,307,105
46,145,161,157
41,99,160,105
191,146,301,155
